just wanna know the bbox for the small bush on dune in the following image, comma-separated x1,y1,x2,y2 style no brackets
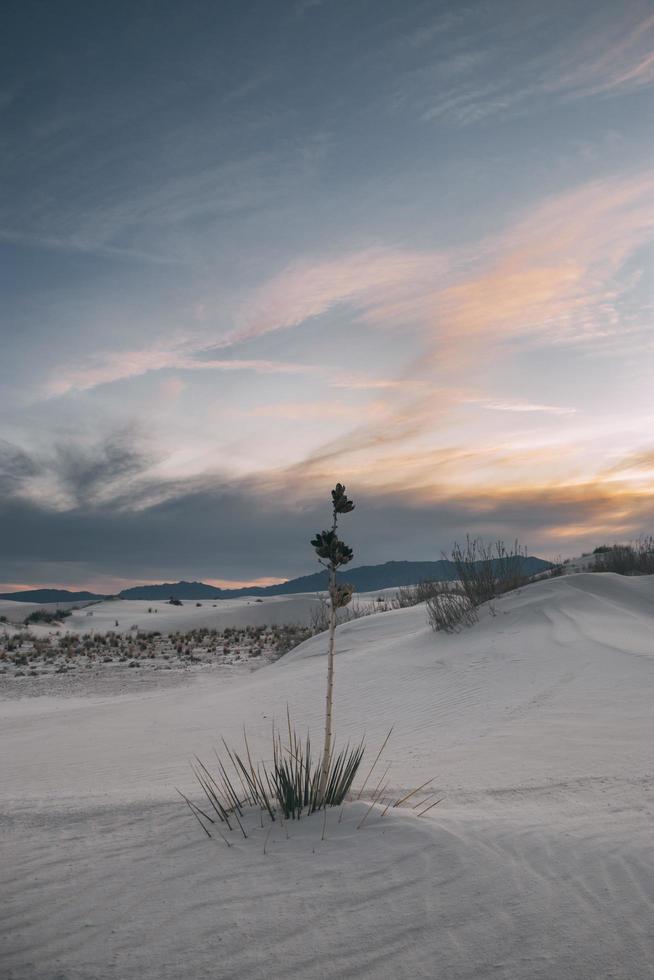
592,536,654,575
427,537,532,633
395,580,441,608
451,537,531,607
25,609,72,625
426,587,478,632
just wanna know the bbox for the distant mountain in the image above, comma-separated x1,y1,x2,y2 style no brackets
116,557,552,600
119,581,227,600
0,557,553,604
0,589,109,603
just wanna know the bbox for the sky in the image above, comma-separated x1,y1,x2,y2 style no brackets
2,0,654,591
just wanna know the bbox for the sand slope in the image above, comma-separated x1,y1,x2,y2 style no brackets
1,590,399,633
1,572,653,979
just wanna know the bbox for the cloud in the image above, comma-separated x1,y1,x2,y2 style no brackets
0,441,40,495
41,246,443,398
159,377,186,400
402,6,654,127
233,247,448,345
462,397,577,416
2,449,653,588
36,168,653,529
232,400,365,422
213,169,654,470
548,10,654,98
0,430,159,512
233,169,654,367
47,346,321,397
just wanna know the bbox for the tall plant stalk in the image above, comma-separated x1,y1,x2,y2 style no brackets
311,484,355,802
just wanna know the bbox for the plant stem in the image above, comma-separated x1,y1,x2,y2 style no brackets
318,508,338,801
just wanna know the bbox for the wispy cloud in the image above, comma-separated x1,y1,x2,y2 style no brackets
220,169,654,475
463,397,577,416
47,169,653,461
230,168,654,366
401,6,654,126
233,247,449,345
47,347,321,397
549,10,654,98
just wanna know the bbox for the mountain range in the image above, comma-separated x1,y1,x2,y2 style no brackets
0,557,552,603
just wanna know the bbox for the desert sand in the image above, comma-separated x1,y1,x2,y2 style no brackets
1,571,653,979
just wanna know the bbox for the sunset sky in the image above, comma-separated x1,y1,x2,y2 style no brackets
2,0,654,591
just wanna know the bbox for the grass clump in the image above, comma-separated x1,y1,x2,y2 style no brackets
181,720,365,838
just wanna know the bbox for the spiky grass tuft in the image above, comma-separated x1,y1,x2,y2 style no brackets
180,724,441,842
182,721,365,838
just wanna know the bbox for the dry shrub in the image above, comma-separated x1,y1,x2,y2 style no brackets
426,537,531,634
395,580,441,608
426,587,478,632
451,537,531,607
592,536,654,575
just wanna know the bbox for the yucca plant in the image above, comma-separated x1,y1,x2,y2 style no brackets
180,719,365,837
180,719,440,841
310,483,355,800
179,482,395,839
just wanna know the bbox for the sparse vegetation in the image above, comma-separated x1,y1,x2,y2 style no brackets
180,482,374,837
592,537,654,575
425,537,534,633
24,609,72,625
0,622,315,678
395,580,442,608
183,722,365,838
451,537,532,607
182,720,436,840
426,586,478,633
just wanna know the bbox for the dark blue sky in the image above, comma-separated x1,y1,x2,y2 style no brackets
2,0,654,589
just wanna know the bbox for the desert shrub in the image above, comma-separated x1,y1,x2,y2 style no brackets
451,537,531,607
425,537,532,633
25,609,72,625
426,586,478,632
168,597,183,606
592,537,654,575
395,580,442,608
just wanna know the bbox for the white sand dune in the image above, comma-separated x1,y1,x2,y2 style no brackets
0,599,97,625
1,572,653,978
0,594,325,632
1,589,399,636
